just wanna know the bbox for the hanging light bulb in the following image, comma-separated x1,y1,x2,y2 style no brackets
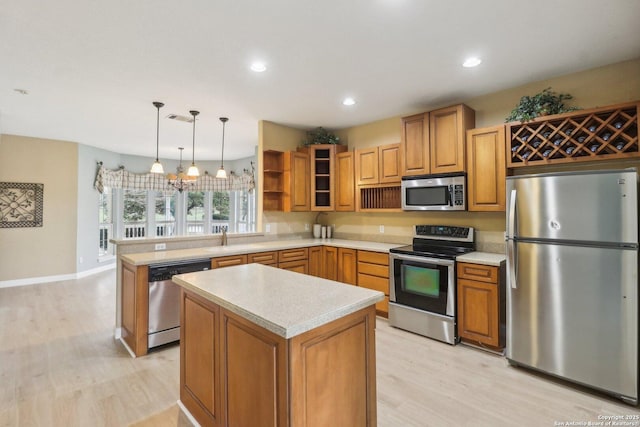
150,101,165,173
187,110,200,177
216,117,229,179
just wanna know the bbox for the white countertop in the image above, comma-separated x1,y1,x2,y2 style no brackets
456,251,506,266
173,263,384,339
121,238,400,266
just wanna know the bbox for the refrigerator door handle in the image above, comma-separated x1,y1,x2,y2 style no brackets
508,189,517,238
508,239,517,289
508,189,517,289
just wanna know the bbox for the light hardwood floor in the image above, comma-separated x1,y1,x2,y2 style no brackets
1,270,638,426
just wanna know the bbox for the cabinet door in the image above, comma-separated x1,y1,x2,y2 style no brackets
401,113,429,176
323,246,338,281
284,151,310,212
466,126,506,212
429,104,475,173
336,151,355,212
211,254,248,269
308,246,324,277
355,147,379,185
457,278,499,347
378,143,401,183
338,248,358,285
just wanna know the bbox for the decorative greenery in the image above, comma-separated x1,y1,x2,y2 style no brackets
505,87,580,122
302,127,340,146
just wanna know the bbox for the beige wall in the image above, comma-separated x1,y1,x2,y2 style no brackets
261,58,640,250
0,135,78,280
467,58,640,128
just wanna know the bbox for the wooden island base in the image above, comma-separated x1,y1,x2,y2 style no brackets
179,289,378,427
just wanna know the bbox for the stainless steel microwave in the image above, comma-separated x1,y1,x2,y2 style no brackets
401,173,466,211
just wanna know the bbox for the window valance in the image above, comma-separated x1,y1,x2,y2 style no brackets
94,164,255,194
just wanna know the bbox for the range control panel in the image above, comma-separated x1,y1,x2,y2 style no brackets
414,225,474,241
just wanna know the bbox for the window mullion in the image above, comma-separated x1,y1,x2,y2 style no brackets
147,191,156,238
205,191,213,234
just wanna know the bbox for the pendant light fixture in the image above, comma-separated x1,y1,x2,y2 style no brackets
216,117,229,179
167,147,196,192
187,110,200,177
150,101,165,174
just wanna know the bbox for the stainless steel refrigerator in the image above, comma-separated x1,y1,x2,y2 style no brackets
506,169,638,404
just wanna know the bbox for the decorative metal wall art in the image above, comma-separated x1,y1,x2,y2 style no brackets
0,182,44,228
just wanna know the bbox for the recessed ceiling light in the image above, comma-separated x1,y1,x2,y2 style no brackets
250,62,267,72
463,57,482,68
342,97,356,106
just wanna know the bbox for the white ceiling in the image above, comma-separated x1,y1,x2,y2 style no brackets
1,0,639,161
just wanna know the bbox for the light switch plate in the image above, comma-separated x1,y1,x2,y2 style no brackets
265,224,271,233
379,225,385,233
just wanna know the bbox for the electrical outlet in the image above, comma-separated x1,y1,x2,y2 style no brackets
304,223,310,231
155,243,166,251
79,257,84,264
265,224,271,233
379,225,385,233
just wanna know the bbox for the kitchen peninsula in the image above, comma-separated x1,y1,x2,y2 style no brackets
172,263,383,427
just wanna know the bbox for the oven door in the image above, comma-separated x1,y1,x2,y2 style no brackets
390,253,455,317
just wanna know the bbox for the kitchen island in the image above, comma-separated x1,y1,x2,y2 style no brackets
172,263,384,427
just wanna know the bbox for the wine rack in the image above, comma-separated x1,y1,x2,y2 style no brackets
507,102,639,168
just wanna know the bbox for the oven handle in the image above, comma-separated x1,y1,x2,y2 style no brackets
389,252,455,267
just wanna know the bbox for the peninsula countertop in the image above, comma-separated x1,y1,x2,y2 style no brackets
172,263,385,339
120,238,400,266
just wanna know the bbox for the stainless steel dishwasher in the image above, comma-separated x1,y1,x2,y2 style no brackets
147,259,210,350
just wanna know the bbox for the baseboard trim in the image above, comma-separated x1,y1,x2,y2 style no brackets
177,400,201,427
0,263,116,289
119,336,137,359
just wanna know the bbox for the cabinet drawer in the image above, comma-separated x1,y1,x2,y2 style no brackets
357,250,388,265
457,262,498,284
211,254,248,269
248,251,278,265
279,259,309,274
278,247,309,263
357,262,388,278
357,273,389,295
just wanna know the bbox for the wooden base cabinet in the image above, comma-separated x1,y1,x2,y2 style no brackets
180,289,378,427
457,262,506,349
357,251,390,317
121,261,149,357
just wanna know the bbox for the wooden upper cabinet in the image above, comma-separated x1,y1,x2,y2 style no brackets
429,104,475,173
466,125,507,212
401,113,430,176
355,148,379,185
302,144,348,211
335,151,355,212
378,143,401,183
356,143,401,186
283,150,310,212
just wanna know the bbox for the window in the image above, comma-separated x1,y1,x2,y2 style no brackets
123,189,147,238
154,191,176,237
211,191,229,233
98,188,113,256
186,191,206,235
105,188,255,242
